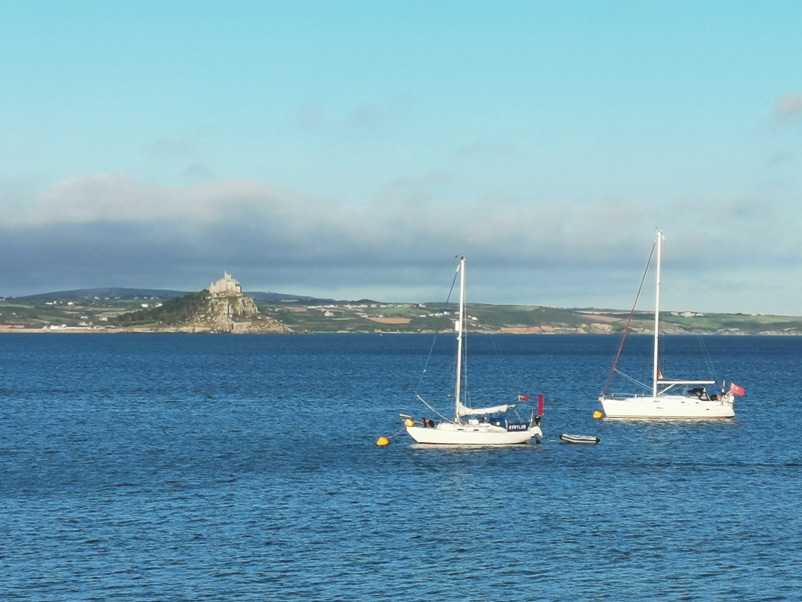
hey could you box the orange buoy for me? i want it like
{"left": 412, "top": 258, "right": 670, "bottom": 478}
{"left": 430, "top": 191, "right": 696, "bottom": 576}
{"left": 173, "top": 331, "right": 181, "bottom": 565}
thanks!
{"left": 376, "top": 436, "right": 390, "bottom": 446}
{"left": 593, "top": 410, "right": 603, "bottom": 419}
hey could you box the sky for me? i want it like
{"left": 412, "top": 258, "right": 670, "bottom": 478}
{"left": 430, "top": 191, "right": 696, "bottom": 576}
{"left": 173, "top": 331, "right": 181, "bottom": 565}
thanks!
{"left": 1, "top": 1, "right": 801, "bottom": 315}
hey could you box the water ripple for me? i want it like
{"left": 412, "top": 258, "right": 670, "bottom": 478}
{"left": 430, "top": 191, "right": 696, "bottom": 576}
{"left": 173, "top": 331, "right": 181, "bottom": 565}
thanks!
{"left": 2, "top": 334, "right": 801, "bottom": 600}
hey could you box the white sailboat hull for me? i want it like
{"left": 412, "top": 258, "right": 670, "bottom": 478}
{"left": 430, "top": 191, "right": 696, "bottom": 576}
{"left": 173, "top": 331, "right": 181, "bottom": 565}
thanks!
{"left": 600, "top": 394, "right": 735, "bottom": 419}
{"left": 405, "top": 422, "right": 542, "bottom": 445}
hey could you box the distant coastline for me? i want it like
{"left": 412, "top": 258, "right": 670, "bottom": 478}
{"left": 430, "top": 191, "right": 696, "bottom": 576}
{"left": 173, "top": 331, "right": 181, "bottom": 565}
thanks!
{"left": 3, "top": 286, "right": 801, "bottom": 335}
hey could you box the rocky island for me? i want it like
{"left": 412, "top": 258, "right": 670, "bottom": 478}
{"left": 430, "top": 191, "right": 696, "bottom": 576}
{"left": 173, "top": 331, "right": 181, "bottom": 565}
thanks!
{"left": 114, "top": 273, "right": 293, "bottom": 334}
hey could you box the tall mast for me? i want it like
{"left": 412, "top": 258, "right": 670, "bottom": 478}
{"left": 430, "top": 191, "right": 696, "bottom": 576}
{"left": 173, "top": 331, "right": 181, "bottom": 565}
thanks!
{"left": 455, "top": 256, "right": 466, "bottom": 424}
{"left": 652, "top": 230, "right": 663, "bottom": 397}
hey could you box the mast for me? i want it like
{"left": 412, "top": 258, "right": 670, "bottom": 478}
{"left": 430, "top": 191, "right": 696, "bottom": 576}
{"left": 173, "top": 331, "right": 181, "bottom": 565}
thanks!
{"left": 652, "top": 230, "right": 663, "bottom": 397}
{"left": 455, "top": 256, "right": 466, "bottom": 424}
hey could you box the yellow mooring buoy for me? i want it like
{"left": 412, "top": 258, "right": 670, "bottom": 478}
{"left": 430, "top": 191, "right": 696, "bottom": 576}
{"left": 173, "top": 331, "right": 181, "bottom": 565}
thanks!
{"left": 376, "top": 436, "right": 390, "bottom": 446}
{"left": 593, "top": 410, "right": 603, "bottom": 419}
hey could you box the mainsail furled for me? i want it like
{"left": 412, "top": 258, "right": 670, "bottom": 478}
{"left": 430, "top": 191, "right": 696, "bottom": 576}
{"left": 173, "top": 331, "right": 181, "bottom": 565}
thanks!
{"left": 457, "top": 402, "right": 512, "bottom": 417}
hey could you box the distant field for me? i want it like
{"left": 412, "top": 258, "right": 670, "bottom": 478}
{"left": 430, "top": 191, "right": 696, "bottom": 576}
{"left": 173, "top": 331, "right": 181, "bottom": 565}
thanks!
{"left": 3, "top": 294, "right": 801, "bottom": 334}
{"left": 261, "top": 302, "right": 802, "bottom": 335}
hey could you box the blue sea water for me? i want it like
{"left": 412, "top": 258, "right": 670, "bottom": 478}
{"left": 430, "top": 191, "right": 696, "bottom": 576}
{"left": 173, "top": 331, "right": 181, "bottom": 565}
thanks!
{"left": 1, "top": 333, "right": 801, "bottom": 601}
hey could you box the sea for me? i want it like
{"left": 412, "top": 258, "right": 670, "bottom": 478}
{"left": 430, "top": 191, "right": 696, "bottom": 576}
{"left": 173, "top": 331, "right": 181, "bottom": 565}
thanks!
{"left": 1, "top": 333, "right": 800, "bottom": 601}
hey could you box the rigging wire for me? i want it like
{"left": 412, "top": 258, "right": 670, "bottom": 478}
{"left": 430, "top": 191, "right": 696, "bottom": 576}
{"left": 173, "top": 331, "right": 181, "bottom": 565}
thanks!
{"left": 415, "top": 394, "right": 451, "bottom": 423}
{"left": 613, "top": 368, "right": 651, "bottom": 392}
{"left": 413, "top": 262, "right": 461, "bottom": 422}
{"left": 487, "top": 327, "right": 530, "bottom": 411}
{"left": 697, "top": 335, "right": 719, "bottom": 382}
{"left": 462, "top": 286, "right": 469, "bottom": 409}
{"left": 601, "top": 238, "right": 657, "bottom": 396}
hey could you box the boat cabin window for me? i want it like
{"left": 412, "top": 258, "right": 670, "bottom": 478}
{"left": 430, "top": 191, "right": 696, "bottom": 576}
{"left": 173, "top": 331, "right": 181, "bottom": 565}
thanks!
{"left": 686, "top": 387, "right": 709, "bottom": 400}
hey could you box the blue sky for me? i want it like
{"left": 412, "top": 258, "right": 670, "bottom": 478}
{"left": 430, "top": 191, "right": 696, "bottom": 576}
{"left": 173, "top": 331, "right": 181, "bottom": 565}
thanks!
{"left": 2, "top": 1, "right": 801, "bottom": 314}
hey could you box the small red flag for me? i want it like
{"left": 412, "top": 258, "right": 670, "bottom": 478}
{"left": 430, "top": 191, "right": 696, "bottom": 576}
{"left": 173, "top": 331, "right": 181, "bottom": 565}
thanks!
{"left": 518, "top": 394, "right": 530, "bottom": 401}
{"left": 730, "top": 383, "right": 745, "bottom": 396}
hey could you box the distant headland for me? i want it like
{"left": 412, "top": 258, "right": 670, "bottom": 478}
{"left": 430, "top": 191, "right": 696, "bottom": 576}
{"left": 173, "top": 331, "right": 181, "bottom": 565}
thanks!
{"left": 2, "top": 273, "right": 801, "bottom": 335}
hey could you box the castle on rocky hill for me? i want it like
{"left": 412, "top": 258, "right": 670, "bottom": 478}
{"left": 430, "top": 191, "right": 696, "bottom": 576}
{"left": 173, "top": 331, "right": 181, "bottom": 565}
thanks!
{"left": 209, "top": 272, "right": 243, "bottom": 297}
{"left": 200, "top": 272, "right": 291, "bottom": 333}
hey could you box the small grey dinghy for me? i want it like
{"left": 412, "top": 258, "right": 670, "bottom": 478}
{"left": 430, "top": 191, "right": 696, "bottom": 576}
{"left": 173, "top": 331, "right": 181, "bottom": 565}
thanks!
{"left": 559, "top": 433, "right": 600, "bottom": 444}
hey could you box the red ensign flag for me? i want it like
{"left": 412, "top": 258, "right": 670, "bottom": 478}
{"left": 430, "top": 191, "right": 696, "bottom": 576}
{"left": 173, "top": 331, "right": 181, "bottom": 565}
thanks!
{"left": 730, "top": 383, "right": 745, "bottom": 396}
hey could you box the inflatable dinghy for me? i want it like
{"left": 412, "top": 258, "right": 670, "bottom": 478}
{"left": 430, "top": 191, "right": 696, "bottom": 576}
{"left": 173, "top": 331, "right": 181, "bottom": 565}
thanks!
{"left": 559, "top": 433, "right": 600, "bottom": 444}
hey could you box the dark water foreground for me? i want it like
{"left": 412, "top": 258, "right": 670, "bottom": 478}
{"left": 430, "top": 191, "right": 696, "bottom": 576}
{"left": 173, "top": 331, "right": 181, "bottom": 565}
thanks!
{"left": 2, "top": 333, "right": 800, "bottom": 601}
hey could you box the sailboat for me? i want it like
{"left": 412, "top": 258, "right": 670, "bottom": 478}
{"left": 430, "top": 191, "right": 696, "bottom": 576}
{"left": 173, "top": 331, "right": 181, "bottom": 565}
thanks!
{"left": 599, "top": 230, "right": 744, "bottom": 419}
{"left": 402, "top": 256, "right": 543, "bottom": 445}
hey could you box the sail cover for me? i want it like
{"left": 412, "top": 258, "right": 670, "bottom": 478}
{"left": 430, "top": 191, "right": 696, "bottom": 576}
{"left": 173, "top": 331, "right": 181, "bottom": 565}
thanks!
{"left": 457, "top": 402, "right": 511, "bottom": 417}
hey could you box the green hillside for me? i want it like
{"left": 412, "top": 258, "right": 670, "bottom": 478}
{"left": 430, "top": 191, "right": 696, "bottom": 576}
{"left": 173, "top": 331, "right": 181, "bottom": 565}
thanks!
{"left": 2, "top": 289, "right": 801, "bottom": 334}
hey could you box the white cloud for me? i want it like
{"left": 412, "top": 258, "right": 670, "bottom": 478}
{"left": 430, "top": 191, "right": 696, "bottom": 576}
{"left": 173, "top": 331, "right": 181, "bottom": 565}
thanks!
{"left": 2, "top": 172, "right": 802, "bottom": 314}
{"left": 9, "top": 174, "right": 300, "bottom": 227}
{"left": 775, "top": 92, "right": 802, "bottom": 123}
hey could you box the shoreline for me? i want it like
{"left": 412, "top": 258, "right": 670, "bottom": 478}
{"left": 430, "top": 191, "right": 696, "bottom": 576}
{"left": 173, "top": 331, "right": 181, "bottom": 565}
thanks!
{"left": 1, "top": 327, "right": 801, "bottom": 336}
